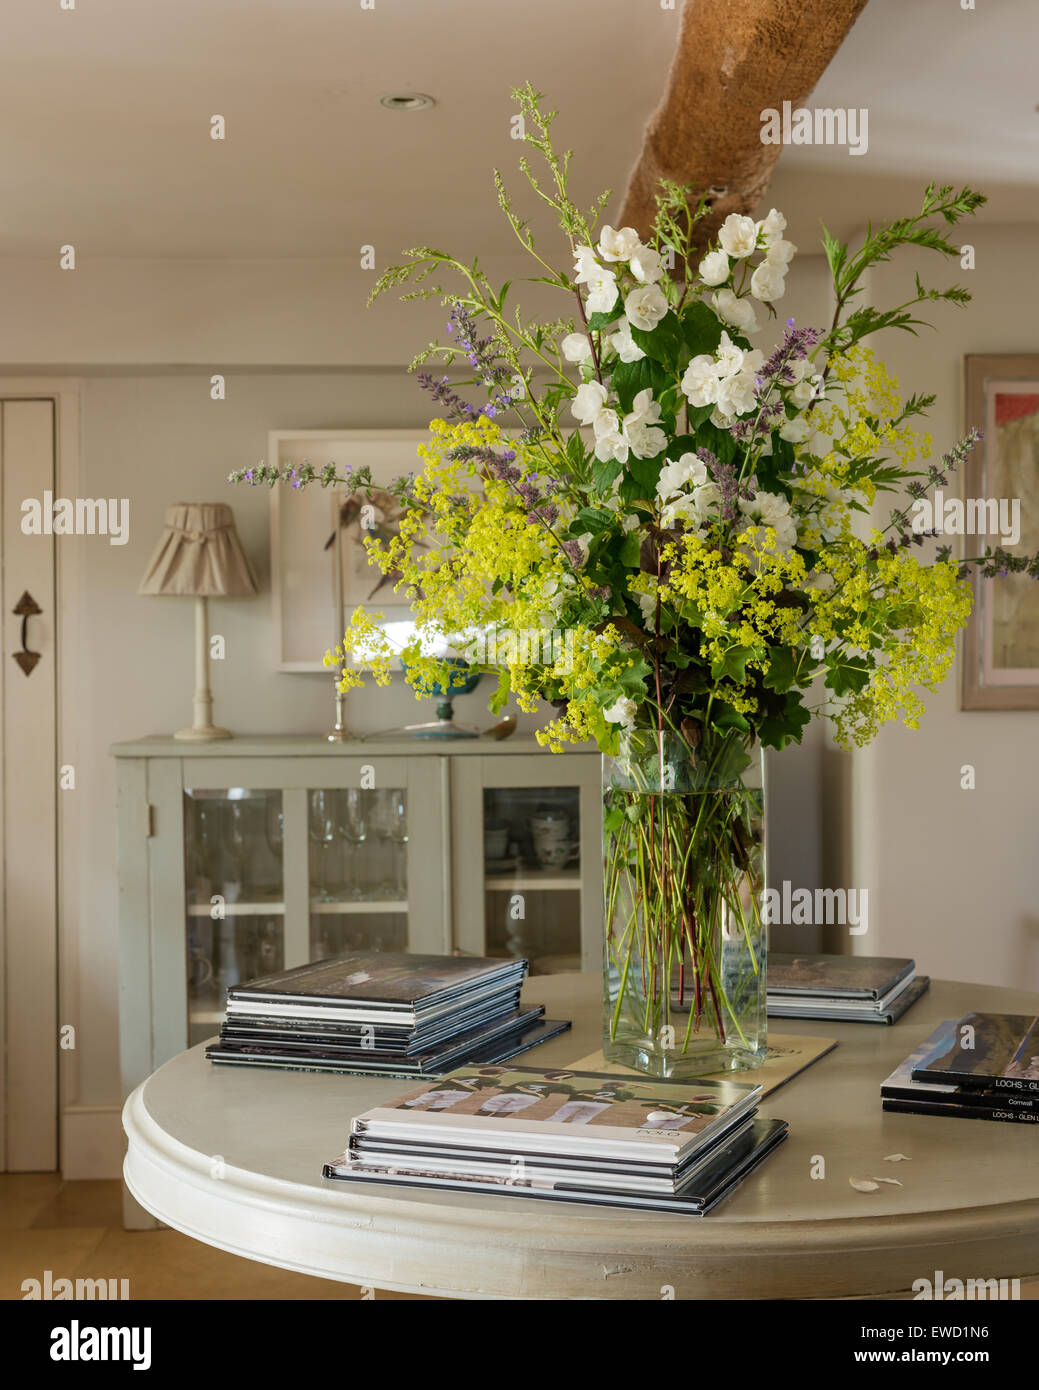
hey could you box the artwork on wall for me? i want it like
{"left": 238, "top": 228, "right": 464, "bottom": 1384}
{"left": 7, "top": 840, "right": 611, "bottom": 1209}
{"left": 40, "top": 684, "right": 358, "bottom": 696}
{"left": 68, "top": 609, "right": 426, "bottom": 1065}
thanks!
{"left": 962, "top": 357, "right": 1039, "bottom": 709}
{"left": 269, "top": 430, "right": 430, "bottom": 672}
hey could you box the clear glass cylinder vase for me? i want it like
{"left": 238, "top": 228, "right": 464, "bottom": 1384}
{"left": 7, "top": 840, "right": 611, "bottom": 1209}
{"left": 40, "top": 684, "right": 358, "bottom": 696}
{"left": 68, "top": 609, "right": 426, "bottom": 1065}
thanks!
{"left": 602, "top": 729, "right": 767, "bottom": 1078}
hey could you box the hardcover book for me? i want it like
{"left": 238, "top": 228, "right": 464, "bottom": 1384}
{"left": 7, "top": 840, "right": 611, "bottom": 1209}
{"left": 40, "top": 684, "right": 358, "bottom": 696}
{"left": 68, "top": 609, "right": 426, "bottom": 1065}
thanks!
{"left": 882, "top": 1019, "right": 1039, "bottom": 1113}
{"left": 767, "top": 952, "right": 915, "bottom": 999}
{"left": 325, "top": 1117, "right": 788, "bottom": 1216}
{"left": 224, "top": 952, "right": 527, "bottom": 1026}
{"left": 910, "top": 1013, "right": 1039, "bottom": 1094}
{"left": 345, "top": 1065, "right": 762, "bottom": 1164}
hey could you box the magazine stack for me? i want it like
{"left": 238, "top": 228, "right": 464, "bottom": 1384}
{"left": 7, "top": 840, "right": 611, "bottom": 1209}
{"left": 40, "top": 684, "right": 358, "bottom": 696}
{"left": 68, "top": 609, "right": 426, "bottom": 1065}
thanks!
{"left": 205, "top": 952, "right": 570, "bottom": 1078}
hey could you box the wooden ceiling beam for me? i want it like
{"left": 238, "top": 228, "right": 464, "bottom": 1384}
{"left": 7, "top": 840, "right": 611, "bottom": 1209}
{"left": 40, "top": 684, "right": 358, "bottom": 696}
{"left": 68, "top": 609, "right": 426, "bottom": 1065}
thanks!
{"left": 618, "top": 0, "right": 871, "bottom": 255}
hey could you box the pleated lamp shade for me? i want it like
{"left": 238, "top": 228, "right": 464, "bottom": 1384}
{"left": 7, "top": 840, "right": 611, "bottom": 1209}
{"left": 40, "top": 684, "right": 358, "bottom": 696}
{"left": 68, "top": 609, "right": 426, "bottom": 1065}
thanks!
{"left": 138, "top": 503, "right": 257, "bottom": 597}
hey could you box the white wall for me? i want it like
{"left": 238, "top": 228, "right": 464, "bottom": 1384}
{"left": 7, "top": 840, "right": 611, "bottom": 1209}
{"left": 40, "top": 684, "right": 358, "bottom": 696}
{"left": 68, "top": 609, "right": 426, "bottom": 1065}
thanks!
{"left": 841, "top": 226, "right": 1039, "bottom": 988}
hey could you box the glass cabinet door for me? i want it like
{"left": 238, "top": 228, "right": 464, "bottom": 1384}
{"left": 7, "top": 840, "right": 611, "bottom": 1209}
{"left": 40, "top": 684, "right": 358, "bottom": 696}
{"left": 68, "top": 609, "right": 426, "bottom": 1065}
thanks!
{"left": 482, "top": 785, "right": 582, "bottom": 971}
{"left": 307, "top": 786, "right": 409, "bottom": 959}
{"left": 183, "top": 787, "right": 285, "bottom": 1048}
{"left": 452, "top": 753, "right": 601, "bottom": 973}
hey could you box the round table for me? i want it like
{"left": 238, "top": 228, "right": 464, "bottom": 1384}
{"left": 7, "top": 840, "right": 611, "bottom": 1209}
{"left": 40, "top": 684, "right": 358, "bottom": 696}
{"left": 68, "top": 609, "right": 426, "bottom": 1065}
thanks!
{"left": 123, "top": 974, "right": 1039, "bottom": 1300}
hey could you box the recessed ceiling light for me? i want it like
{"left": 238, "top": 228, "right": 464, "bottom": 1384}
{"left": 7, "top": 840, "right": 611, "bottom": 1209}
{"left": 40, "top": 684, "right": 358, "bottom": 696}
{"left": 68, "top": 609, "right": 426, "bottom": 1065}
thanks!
{"left": 380, "top": 93, "right": 436, "bottom": 112}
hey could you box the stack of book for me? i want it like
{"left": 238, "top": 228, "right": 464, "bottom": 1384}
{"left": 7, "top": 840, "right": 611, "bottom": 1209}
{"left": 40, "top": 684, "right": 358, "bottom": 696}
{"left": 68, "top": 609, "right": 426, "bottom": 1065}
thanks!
{"left": 324, "top": 1064, "right": 788, "bottom": 1215}
{"left": 767, "top": 952, "right": 930, "bottom": 1024}
{"left": 882, "top": 1013, "right": 1039, "bottom": 1125}
{"left": 205, "top": 952, "right": 570, "bottom": 1078}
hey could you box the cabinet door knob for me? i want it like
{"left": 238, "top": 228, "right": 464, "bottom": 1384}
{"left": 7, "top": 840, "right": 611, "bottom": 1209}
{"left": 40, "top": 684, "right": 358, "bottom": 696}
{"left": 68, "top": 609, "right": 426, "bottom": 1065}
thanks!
{"left": 12, "top": 590, "right": 42, "bottom": 676}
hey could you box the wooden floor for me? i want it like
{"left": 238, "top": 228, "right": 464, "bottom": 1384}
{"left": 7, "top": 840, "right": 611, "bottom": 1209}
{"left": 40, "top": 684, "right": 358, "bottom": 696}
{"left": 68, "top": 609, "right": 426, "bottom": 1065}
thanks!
{"left": 0, "top": 1174, "right": 434, "bottom": 1300}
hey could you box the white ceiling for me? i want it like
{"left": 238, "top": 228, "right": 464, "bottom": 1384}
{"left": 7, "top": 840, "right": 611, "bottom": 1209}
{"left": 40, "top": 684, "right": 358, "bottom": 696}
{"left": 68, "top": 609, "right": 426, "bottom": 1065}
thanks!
{"left": 0, "top": 0, "right": 1036, "bottom": 261}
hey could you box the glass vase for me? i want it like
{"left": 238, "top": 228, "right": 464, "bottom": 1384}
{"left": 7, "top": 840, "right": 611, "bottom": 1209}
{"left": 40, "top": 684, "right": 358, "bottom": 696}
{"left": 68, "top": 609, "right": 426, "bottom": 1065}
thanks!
{"left": 602, "top": 729, "right": 767, "bottom": 1078}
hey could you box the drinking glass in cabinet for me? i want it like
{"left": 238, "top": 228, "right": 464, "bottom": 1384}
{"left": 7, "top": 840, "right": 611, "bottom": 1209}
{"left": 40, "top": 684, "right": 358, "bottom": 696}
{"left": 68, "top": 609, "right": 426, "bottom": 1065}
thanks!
{"left": 370, "top": 788, "right": 408, "bottom": 901}
{"left": 184, "top": 788, "right": 283, "bottom": 906}
{"left": 336, "top": 789, "right": 368, "bottom": 901}
{"left": 308, "top": 790, "right": 340, "bottom": 901}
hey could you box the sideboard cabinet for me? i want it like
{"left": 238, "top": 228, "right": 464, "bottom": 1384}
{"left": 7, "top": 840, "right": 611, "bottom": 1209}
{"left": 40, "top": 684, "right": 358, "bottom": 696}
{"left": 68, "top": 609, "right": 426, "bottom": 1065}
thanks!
{"left": 112, "top": 736, "right": 601, "bottom": 1103}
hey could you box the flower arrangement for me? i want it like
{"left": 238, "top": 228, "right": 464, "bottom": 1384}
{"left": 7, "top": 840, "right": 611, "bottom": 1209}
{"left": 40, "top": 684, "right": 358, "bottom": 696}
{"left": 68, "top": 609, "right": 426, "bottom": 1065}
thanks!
{"left": 233, "top": 86, "right": 1038, "bottom": 1074}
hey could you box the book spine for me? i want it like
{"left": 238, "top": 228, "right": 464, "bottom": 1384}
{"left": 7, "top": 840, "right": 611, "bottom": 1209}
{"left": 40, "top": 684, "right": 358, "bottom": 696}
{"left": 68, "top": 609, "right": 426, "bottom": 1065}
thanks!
{"left": 884, "top": 1100, "right": 1039, "bottom": 1124}
{"left": 912, "top": 1070, "right": 1039, "bottom": 1096}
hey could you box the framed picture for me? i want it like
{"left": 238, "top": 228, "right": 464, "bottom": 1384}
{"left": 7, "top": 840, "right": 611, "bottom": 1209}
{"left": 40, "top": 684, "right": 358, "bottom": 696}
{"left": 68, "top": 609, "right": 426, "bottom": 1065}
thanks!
{"left": 269, "top": 430, "right": 430, "bottom": 672}
{"left": 962, "top": 356, "right": 1039, "bottom": 709}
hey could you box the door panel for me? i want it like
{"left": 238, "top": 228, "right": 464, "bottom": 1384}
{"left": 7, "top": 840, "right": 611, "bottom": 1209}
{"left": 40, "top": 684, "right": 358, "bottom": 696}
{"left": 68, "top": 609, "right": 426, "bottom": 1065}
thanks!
{"left": 1, "top": 399, "right": 57, "bottom": 1170}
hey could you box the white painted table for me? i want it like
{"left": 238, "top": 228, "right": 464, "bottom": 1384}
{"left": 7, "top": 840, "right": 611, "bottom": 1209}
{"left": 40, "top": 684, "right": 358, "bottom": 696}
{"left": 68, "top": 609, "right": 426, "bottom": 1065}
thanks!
{"left": 123, "top": 974, "right": 1039, "bottom": 1300}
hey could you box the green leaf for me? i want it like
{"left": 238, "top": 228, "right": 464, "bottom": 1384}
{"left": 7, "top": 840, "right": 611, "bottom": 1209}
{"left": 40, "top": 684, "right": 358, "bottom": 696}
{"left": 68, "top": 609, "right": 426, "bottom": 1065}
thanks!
{"left": 612, "top": 357, "right": 668, "bottom": 414}
{"left": 574, "top": 506, "right": 615, "bottom": 534}
{"left": 762, "top": 646, "right": 797, "bottom": 693}
{"left": 709, "top": 705, "right": 751, "bottom": 736}
{"left": 618, "top": 532, "right": 641, "bottom": 567}
{"left": 680, "top": 300, "right": 724, "bottom": 359}
{"left": 710, "top": 644, "right": 757, "bottom": 684}
{"left": 488, "top": 667, "right": 512, "bottom": 715}
{"left": 824, "top": 655, "right": 871, "bottom": 696}
{"left": 591, "top": 456, "right": 623, "bottom": 494}
{"left": 757, "top": 693, "right": 812, "bottom": 750}
{"left": 585, "top": 310, "right": 617, "bottom": 333}
{"left": 629, "top": 312, "right": 685, "bottom": 371}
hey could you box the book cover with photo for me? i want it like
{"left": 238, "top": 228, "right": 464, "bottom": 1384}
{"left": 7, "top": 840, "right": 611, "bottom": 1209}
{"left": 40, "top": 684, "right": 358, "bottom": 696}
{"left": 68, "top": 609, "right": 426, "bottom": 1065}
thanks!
{"left": 911, "top": 1013, "right": 1039, "bottom": 1093}
{"left": 227, "top": 952, "right": 525, "bottom": 1007}
{"left": 347, "top": 1065, "right": 761, "bottom": 1163}
{"left": 767, "top": 952, "right": 915, "bottom": 998}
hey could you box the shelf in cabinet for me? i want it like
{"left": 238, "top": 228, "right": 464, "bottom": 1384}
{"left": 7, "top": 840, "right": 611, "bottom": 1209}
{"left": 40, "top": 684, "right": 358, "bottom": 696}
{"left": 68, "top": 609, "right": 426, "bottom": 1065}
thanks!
{"left": 309, "top": 899, "right": 408, "bottom": 914}
{"left": 187, "top": 901, "right": 285, "bottom": 917}
{"left": 484, "top": 868, "right": 581, "bottom": 891}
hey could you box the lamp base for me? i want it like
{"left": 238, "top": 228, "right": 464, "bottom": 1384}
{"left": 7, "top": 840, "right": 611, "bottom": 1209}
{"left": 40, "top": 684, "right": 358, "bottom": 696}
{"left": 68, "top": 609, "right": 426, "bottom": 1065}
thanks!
{"left": 174, "top": 725, "right": 232, "bottom": 742}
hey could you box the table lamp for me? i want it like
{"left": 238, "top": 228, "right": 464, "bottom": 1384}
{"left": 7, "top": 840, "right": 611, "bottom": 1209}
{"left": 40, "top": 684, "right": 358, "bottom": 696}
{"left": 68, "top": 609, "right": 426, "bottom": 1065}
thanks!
{"left": 138, "top": 502, "right": 258, "bottom": 741}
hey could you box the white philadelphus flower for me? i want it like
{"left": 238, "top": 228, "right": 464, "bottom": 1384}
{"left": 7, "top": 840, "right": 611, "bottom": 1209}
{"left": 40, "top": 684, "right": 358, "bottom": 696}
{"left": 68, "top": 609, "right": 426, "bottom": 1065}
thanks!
{"left": 779, "top": 415, "right": 812, "bottom": 444}
{"left": 561, "top": 332, "right": 592, "bottom": 363}
{"left": 714, "top": 330, "right": 746, "bottom": 377}
{"left": 739, "top": 489, "right": 798, "bottom": 551}
{"left": 572, "top": 245, "right": 601, "bottom": 285}
{"left": 717, "top": 213, "right": 759, "bottom": 259}
{"left": 660, "top": 483, "right": 720, "bottom": 531}
{"left": 608, "top": 321, "right": 646, "bottom": 363}
{"left": 681, "top": 355, "right": 721, "bottom": 407}
{"left": 603, "top": 696, "right": 638, "bottom": 727}
{"left": 712, "top": 288, "right": 759, "bottom": 334}
{"left": 586, "top": 274, "right": 619, "bottom": 316}
{"left": 624, "top": 284, "right": 668, "bottom": 331}
{"left": 623, "top": 388, "right": 666, "bottom": 459}
{"left": 629, "top": 243, "right": 664, "bottom": 284}
{"left": 750, "top": 260, "right": 787, "bottom": 303}
{"left": 594, "top": 426, "right": 629, "bottom": 464}
{"left": 765, "top": 237, "right": 797, "bottom": 267}
{"left": 791, "top": 375, "right": 821, "bottom": 408}
{"left": 571, "top": 380, "right": 609, "bottom": 425}
{"left": 716, "top": 370, "right": 759, "bottom": 419}
{"left": 756, "top": 208, "right": 787, "bottom": 246}
{"left": 597, "top": 225, "right": 641, "bottom": 263}
{"left": 573, "top": 244, "right": 618, "bottom": 315}
{"left": 698, "top": 249, "right": 730, "bottom": 286}
{"left": 656, "top": 452, "right": 710, "bottom": 500}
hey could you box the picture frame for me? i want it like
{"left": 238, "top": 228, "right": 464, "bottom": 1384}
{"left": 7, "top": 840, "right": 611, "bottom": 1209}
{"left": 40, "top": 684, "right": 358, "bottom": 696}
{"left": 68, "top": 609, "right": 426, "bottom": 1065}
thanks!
{"left": 961, "top": 355, "right": 1039, "bottom": 709}
{"left": 268, "top": 429, "right": 430, "bottom": 672}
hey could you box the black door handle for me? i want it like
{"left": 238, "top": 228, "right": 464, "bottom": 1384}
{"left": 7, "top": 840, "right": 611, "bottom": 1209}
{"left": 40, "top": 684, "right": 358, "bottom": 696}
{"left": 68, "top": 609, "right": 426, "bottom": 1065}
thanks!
{"left": 12, "top": 591, "right": 42, "bottom": 676}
